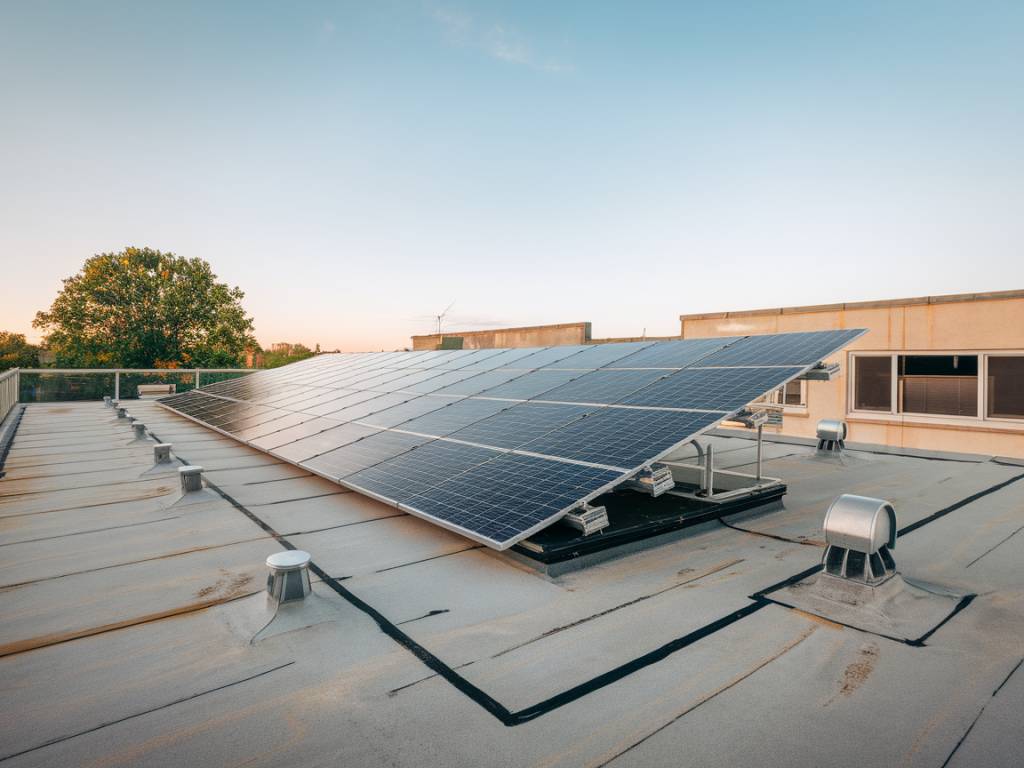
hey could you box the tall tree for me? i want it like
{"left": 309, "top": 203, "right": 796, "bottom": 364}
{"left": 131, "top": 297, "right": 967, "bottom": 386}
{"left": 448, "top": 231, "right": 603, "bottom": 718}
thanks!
{"left": 0, "top": 332, "right": 40, "bottom": 371}
{"left": 33, "top": 247, "right": 257, "bottom": 368}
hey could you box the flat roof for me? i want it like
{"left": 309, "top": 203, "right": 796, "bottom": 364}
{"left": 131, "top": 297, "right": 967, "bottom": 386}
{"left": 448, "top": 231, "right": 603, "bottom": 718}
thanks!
{"left": 1, "top": 400, "right": 1022, "bottom": 766}
{"left": 679, "top": 288, "right": 1024, "bottom": 321}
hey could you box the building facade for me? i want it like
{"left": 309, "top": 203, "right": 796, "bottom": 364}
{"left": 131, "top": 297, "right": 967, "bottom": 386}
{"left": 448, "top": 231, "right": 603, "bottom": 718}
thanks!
{"left": 680, "top": 290, "right": 1024, "bottom": 458}
{"left": 412, "top": 322, "right": 592, "bottom": 351}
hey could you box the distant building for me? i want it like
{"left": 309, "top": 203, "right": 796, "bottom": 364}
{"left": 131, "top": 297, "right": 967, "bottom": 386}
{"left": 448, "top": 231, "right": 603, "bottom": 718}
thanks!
{"left": 411, "top": 321, "right": 592, "bottom": 351}
{"left": 680, "top": 289, "right": 1024, "bottom": 458}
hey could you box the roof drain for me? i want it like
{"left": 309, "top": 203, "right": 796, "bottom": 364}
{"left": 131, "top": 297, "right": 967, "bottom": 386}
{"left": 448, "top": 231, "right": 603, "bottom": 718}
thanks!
{"left": 767, "top": 494, "right": 971, "bottom": 644}
{"left": 816, "top": 419, "right": 847, "bottom": 454}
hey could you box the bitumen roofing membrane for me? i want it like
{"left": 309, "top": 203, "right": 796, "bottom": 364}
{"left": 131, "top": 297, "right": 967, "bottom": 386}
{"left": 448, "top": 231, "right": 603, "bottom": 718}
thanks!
{"left": 0, "top": 399, "right": 1022, "bottom": 767}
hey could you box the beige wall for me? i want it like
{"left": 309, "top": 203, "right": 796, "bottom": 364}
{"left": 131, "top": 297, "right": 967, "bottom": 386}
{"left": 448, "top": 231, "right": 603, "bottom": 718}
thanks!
{"left": 412, "top": 322, "right": 591, "bottom": 351}
{"left": 681, "top": 291, "right": 1024, "bottom": 458}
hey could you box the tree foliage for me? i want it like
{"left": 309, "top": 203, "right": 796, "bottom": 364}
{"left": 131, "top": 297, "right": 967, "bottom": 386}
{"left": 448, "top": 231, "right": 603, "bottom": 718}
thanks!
{"left": 33, "top": 247, "right": 257, "bottom": 368}
{"left": 263, "top": 343, "right": 315, "bottom": 369}
{"left": 0, "top": 332, "right": 40, "bottom": 371}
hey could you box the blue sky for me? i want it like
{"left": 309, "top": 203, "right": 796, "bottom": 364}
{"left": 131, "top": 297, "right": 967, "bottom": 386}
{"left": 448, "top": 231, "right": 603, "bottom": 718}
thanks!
{"left": 2, "top": 1, "right": 1022, "bottom": 350}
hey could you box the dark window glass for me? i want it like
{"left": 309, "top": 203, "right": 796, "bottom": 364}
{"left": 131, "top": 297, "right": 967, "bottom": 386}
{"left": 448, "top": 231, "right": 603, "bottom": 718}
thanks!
{"left": 987, "top": 356, "right": 1024, "bottom": 419}
{"left": 899, "top": 355, "right": 978, "bottom": 417}
{"left": 854, "top": 357, "right": 891, "bottom": 412}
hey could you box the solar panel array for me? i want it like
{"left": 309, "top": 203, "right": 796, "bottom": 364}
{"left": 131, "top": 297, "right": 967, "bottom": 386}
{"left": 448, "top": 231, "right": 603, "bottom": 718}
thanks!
{"left": 159, "top": 330, "right": 864, "bottom": 548}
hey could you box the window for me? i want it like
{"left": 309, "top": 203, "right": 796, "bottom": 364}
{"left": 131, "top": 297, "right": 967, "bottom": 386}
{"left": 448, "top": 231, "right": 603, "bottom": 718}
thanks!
{"left": 899, "top": 355, "right": 977, "bottom": 417}
{"left": 854, "top": 356, "right": 891, "bottom": 412}
{"left": 768, "top": 380, "right": 805, "bottom": 407}
{"left": 851, "top": 351, "right": 1024, "bottom": 425}
{"left": 988, "top": 356, "right": 1024, "bottom": 419}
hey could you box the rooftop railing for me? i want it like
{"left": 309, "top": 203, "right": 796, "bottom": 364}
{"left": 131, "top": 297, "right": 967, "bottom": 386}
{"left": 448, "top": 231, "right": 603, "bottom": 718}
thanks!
{"left": 0, "top": 368, "right": 18, "bottom": 423}
{"left": 8, "top": 367, "right": 261, "bottom": 406}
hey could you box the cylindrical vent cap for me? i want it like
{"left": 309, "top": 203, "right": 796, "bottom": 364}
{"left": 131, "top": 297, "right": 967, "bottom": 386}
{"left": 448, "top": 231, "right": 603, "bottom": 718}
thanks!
{"left": 179, "top": 465, "right": 204, "bottom": 493}
{"left": 133, "top": 422, "right": 147, "bottom": 439}
{"left": 817, "top": 419, "right": 847, "bottom": 442}
{"left": 116, "top": 407, "right": 128, "bottom": 419}
{"left": 266, "top": 550, "right": 312, "bottom": 604}
{"left": 103, "top": 396, "right": 112, "bottom": 407}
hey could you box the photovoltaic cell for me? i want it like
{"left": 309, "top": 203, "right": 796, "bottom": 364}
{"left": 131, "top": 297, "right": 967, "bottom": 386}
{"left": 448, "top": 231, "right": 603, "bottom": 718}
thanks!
{"left": 618, "top": 366, "right": 804, "bottom": 411}
{"left": 519, "top": 407, "right": 722, "bottom": 469}
{"left": 534, "top": 369, "right": 668, "bottom": 404}
{"left": 161, "top": 329, "right": 865, "bottom": 548}
{"left": 605, "top": 337, "right": 739, "bottom": 369}
{"left": 697, "top": 329, "right": 863, "bottom": 367}
{"left": 446, "top": 402, "right": 595, "bottom": 450}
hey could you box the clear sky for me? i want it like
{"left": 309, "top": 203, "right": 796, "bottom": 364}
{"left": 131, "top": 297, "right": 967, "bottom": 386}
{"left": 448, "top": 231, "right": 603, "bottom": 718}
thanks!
{"left": 2, "top": 1, "right": 1022, "bottom": 351}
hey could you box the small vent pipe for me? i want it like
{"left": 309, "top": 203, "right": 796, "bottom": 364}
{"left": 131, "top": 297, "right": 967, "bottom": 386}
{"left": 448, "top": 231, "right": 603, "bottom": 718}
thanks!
{"left": 179, "top": 465, "right": 204, "bottom": 493}
{"left": 266, "top": 550, "right": 312, "bottom": 604}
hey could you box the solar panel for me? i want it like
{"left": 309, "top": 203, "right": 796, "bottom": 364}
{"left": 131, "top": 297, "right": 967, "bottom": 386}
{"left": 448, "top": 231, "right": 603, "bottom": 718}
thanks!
{"left": 160, "top": 329, "right": 865, "bottom": 549}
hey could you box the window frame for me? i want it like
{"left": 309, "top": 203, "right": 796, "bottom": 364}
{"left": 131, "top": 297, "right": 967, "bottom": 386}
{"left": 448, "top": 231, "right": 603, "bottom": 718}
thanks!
{"left": 848, "top": 350, "right": 1024, "bottom": 428}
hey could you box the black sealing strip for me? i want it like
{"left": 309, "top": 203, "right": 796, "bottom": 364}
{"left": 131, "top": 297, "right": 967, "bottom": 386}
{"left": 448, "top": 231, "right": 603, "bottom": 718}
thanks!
{"left": 0, "top": 661, "right": 295, "bottom": 763}
{"left": 965, "top": 522, "right": 1024, "bottom": 568}
{"left": 718, "top": 518, "right": 822, "bottom": 547}
{"left": 898, "top": 472, "right": 1024, "bottom": 537}
{"left": 143, "top": 423, "right": 1015, "bottom": 728}
{"left": 940, "top": 655, "right": 1024, "bottom": 768}
{"left": 152, "top": 428, "right": 778, "bottom": 727}
{"left": 0, "top": 404, "right": 27, "bottom": 480}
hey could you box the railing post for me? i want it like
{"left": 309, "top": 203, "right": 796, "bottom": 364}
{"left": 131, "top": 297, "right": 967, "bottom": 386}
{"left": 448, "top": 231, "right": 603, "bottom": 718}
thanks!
{"left": 195, "top": 370, "right": 201, "bottom": 390}
{"left": 115, "top": 371, "right": 120, "bottom": 401}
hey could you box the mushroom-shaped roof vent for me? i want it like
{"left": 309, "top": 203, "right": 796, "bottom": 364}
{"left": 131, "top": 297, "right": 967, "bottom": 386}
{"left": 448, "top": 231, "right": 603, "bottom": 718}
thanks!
{"left": 822, "top": 494, "right": 897, "bottom": 585}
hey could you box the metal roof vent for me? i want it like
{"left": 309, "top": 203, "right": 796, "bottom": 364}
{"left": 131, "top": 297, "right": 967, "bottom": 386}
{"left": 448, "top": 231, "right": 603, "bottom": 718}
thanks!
{"left": 822, "top": 494, "right": 896, "bottom": 585}
{"left": 266, "top": 550, "right": 312, "bottom": 604}
{"left": 154, "top": 443, "right": 173, "bottom": 464}
{"left": 116, "top": 406, "right": 128, "bottom": 419}
{"left": 132, "top": 422, "right": 148, "bottom": 440}
{"left": 103, "top": 395, "right": 112, "bottom": 407}
{"left": 178, "top": 465, "right": 204, "bottom": 494}
{"left": 126, "top": 414, "right": 137, "bottom": 426}
{"left": 816, "top": 419, "right": 847, "bottom": 453}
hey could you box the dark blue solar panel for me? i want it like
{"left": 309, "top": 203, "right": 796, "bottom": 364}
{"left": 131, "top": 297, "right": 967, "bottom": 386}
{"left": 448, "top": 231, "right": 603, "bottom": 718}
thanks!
{"left": 534, "top": 369, "right": 668, "bottom": 404}
{"left": 447, "top": 402, "right": 594, "bottom": 449}
{"left": 405, "top": 453, "right": 622, "bottom": 545}
{"left": 306, "top": 431, "right": 431, "bottom": 480}
{"left": 399, "top": 398, "right": 513, "bottom": 435}
{"left": 618, "top": 366, "right": 804, "bottom": 411}
{"left": 544, "top": 341, "right": 653, "bottom": 369}
{"left": 476, "top": 369, "right": 583, "bottom": 400}
{"left": 271, "top": 422, "right": 379, "bottom": 463}
{"left": 697, "top": 329, "right": 863, "bottom": 367}
{"left": 604, "top": 337, "right": 739, "bottom": 369}
{"left": 347, "top": 440, "right": 499, "bottom": 501}
{"left": 162, "top": 329, "right": 865, "bottom": 549}
{"left": 520, "top": 407, "right": 721, "bottom": 469}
